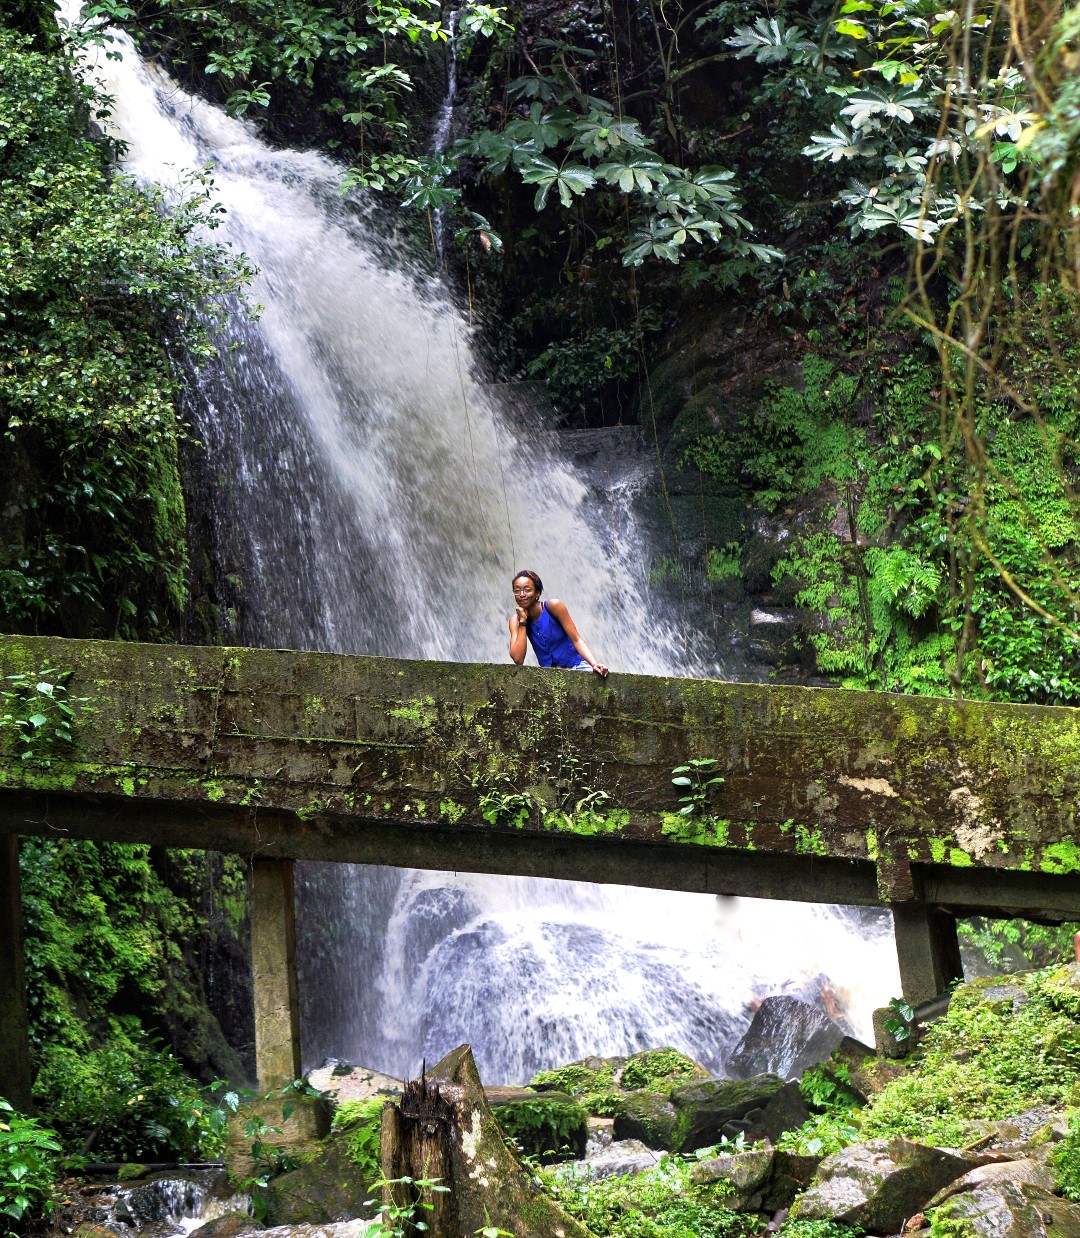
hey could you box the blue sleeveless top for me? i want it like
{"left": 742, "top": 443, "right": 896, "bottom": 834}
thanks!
{"left": 526, "top": 602, "right": 585, "bottom": 668}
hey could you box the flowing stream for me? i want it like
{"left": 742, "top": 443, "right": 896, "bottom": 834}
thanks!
{"left": 68, "top": 15, "right": 902, "bottom": 1084}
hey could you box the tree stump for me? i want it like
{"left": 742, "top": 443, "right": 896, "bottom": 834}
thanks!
{"left": 379, "top": 1044, "right": 593, "bottom": 1238}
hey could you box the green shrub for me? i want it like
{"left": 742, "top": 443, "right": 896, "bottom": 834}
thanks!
{"left": 620, "top": 1049, "right": 702, "bottom": 1092}
{"left": 0, "top": 1099, "right": 61, "bottom": 1229}
{"left": 530, "top": 1062, "right": 617, "bottom": 1096}
{"left": 776, "top": 1110, "right": 860, "bottom": 1157}
{"left": 860, "top": 970, "right": 1080, "bottom": 1145}
{"left": 493, "top": 1097, "right": 587, "bottom": 1161}
{"left": 1051, "top": 1110, "right": 1080, "bottom": 1200}
{"left": 33, "top": 1023, "right": 220, "bottom": 1160}
{"left": 777, "top": 1220, "right": 864, "bottom": 1238}
{"left": 544, "top": 1155, "right": 757, "bottom": 1238}
{"left": 333, "top": 1098, "right": 385, "bottom": 1183}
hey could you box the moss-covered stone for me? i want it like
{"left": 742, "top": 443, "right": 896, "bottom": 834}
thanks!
{"left": 261, "top": 1137, "right": 374, "bottom": 1227}
{"left": 613, "top": 1090, "right": 680, "bottom": 1150}
{"left": 618, "top": 1046, "right": 708, "bottom": 1092}
{"left": 670, "top": 1074, "right": 785, "bottom": 1152}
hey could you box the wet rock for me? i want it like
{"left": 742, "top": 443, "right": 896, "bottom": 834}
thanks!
{"left": 568, "top": 1139, "right": 660, "bottom": 1181}
{"left": 612, "top": 1091, "right": 679, "bottom": 1150}
{"left": 727, "top": 996, "right": 847, "bottom": 1079}
{"left": 669, "top": 1074, "right": 784, "bottom": 1152}
{"left": 791, "top": 1138, "right": 994, "bottom": 1233}
{"left": 585, "top": 1116, "right": 615, "bottom": 1156}
{"left": 691, "top": 1149, "right": 775, "bottom": 1211}
{"left": 257, "top": 1224, "right": 372, "bottom": 1238}
{"left": 926, "top": 1154, "right": 1058, "bottom": 1207}
{"left": 759, "top": 1081, "right": 811, "bottom": 1143}
{"left": 261, "top": 1139, "right": 373, "bottom": 1228}
{"left": 305, "top": 1063, "right": 403, "bottom": 1106}
{"left": 188, "top": 1213, "right": 257, "bottom": 1238}
{"left": 929, "top": 1181, "right": 1080, "bottom": 1238}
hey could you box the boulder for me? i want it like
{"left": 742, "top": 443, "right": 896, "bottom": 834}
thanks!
{"left": 529, "top": 1056, "right": 625, "bottom": 1097}
{"left": 691, "top": 1148, "right": 822, "bottom": 1213}
{"left": 669, "top": 1074, "right": 784, "bottom": 1152}
{"left": 691, "top": 1149, "right": 775, "bottom": 1211}
{"left": 187, "top": 1214, "right": 257, "bottom": 1238}
{"left": 616, "top": 1047, "right": 709, "bottom": 1091}
{"left": 261, "top": 1138, "right": 373, "bottom": 1228}
{"left": 929, "top": 1182, "right": 1080, "bottom": 1238}
{"left": 612, "top": 1091, "right": 679, "bottom": 1150}
{"left": 727, "top": 996, "right": 846, "bottom": 1079}
{"left": 569, "top": 1139, "right": 659, "bottom": 1181}
{"left": 305, "top": 1063, "right": 403, "bottom": 1107}
{"left": 791, "top": 1137, "right": 994, "bottom": 1233}
{"left": 926, "top": 1154, "right": 1058, "bottom": 1207}
{"left": 762, "top": 1151, "right": 823, "bottom": 1212}
{"left": 759, "top": 1080, "right": 812, "bottom": 1143}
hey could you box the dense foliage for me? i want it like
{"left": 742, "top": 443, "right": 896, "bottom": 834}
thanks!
{"left": 0, "top": 20, "right": 251, "bottom": 639}
{"left": 20, "top": 838, "right": 250, "bottom": 1158}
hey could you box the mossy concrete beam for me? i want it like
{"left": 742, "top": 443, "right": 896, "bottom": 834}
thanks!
{"left": 1, "top": 635, "right": 1079, "bottom": 923}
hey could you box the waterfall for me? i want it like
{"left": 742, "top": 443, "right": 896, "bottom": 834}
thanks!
{"left": 66, "top": 14, "right": 902, "bottom": 1084}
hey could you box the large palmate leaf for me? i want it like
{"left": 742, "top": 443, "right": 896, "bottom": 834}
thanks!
{"left": 802, "top": 123, "right": 880, "bottom": 161}
{"left": 518, "top": 155, "right": 596, "bottom": 208}
{"left": 725, "top": 16, "right": 818, "bottom": 63}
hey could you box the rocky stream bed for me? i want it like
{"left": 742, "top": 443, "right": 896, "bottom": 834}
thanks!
{"left": 54, "top": 963, "right": 1080, "bottom": 1238}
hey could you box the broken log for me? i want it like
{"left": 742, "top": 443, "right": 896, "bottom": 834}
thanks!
{"left": 378, "top": 1044, "right": 593, "bottom": 1238}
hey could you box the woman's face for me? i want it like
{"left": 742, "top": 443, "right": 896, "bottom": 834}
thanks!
{"left": 513, "top": 576, "right": 539, "bottom": 609}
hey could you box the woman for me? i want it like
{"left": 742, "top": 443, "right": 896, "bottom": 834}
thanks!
{"left": 508, "top": 570, "right": 609, "bottom": 676}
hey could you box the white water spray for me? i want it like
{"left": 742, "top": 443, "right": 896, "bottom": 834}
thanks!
{"left": 65, "top": 13, "right": 901, "bottom": 1082}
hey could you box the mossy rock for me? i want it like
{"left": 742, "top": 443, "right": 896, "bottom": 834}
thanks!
{"left": 261, "top": 1135, "right": 374, "bottom": 1227}
{"left": 612, "top": 1090, "right": 680, "bottom": 1150}
{"left": 670, "top": 1074, "right": 784, "bottom": 1153}
{"left": 618, "top": 1046, "right": 709, "bottom": 1093}
{"left": 490, "top": 1091, "right": 588, "bottom": 1162}
{"left": 948, "top": 975, "right": 1030, "bottom": 1016}
{"left": 1040, "top": 963, "right": 1080, "bottom": 1020}
{"left": 528, "top": 1055, "right": 623, "bottom": 1097}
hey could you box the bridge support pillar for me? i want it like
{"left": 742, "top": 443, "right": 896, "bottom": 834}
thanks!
{"left": 892, "top": 902, "right": 963, "bottom": 1006}
{"left": 0, "top": 836, "right": 33, "bottom": 1112}
{"left": 251, "top": 858, "right": 302, "bottom": 1092}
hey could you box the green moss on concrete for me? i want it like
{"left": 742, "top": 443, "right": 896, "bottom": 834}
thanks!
{"left": 1043, "top": 840, "right": 1080, "bottom": 874}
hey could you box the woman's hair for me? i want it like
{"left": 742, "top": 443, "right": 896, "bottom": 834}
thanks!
{"left": 512, "top": 569, "right": 543, "bottom": 596}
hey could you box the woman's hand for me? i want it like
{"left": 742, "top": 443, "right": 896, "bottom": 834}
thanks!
{"left": 592, "top": 662, "right": 609, "bottom": 678}
{"left": 515, "top": 605, "right": 528, "bottom": 626}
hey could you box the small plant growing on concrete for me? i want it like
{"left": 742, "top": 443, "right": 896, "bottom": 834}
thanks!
{"left": 671, "top": 758, "right": 724, "bottom": 817}
{"left": 0, "top": 669, "right": 92, "bottom": 766}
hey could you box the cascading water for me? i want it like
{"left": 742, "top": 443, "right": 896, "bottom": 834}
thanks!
{"left": 68, "top": 14, "right": 902, "bottom": 1085}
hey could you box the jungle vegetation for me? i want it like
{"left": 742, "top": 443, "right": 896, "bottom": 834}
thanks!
{"left": 3, "top": 0, "right": 1080, "bottom": 1217}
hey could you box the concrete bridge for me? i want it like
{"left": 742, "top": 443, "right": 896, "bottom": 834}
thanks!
{"left": 3, "top": 633, "right": 1080, "bottom": 1109}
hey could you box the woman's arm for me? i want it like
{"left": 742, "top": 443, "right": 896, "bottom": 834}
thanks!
{"left": 547, "top": 598, "right": 609, "bottom": 676}
{"left": 509, "top": 609, "right": 528, "bottom": 664}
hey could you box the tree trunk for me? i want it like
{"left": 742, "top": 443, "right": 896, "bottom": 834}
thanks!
{"left": 379, "top": 1044, "right": 593, "bottom": 1238}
